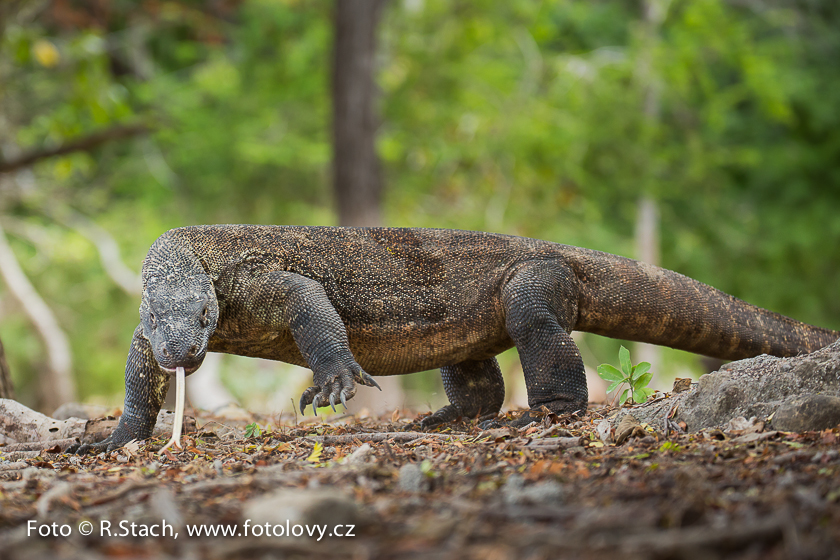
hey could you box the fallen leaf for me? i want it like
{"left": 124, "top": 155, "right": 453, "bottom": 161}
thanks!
{"left": 306, "top": 442, "right": 323, "bottom": 463}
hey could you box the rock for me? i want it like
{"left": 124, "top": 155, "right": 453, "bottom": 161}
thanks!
{"left": 397, "top": 463, "right": 428, "bottom": 493}
{"left": 212, "top": 402, "right": 254, "bottom": 423}
{"left": 345, "top": 443, "right": 373, "bottom": 465}
{"left": 596, "top": 419, "right": 612, "bottom": 444}
{"left": 502, "top": 474, "right": 565, "bottom": 505}
{"left": 611, "top": 341, "right": 840, "bottom": 433}
{"left": 771, "top": 394, "right": 840, "bottom": 432}
{"left": 149, "top": 488, "right": 184, "bottom": 531}
{"left": 242, "top": 487, "right": 361, "bottom": 528}
{"left": 52, "top": 403, "right": 115, "bottom": 420}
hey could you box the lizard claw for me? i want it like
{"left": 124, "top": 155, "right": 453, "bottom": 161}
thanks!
{"left": 311, "top": 394, "right": 321, "bottom": 416}
{"left": 340, "top": 392, "right": 347, "bottom": 409}
{"left": 359, "top": 371, "right": 381, "bottom": 391}
{"left": 299, "top": 386, "right": 319, "bottom": 416}
{"left": 329, "top": 393, "right": 337, "bottom": 413}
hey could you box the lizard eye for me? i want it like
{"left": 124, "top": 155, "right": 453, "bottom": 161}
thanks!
{"left": 200, "top": 306, "right": 209, "bottom": 327}
{"left": 149, "top": 313, "right": 156, "bottom": 328}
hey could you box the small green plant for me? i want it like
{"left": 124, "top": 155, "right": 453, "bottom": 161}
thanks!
{"left": 244, "top": 422, "right": 262, "bottom": 438}
{"left": 658, "top": 441, "right": 682, "bottom": 453}
{"left": 597, "top": 345, "right": 655, "bottom": 406}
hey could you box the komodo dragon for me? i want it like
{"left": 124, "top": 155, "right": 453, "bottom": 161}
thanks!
{"left": 78, "top": 225, "right": 839, "bottom": 452}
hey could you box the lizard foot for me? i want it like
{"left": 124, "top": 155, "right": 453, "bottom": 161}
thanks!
{"left": 478, "top": 412, "right": 541, "bottom": 430}
{"left": 72, "top": 428, "right": 137, "bottom": 455}
{"left": 419, "top": 404, "right": 462, "bottom": 429}
{"left": 419, "top": 406, "right": 498, "bottom": 430}
{"left": 299, "top": 361, "right": 380, "bottom": 416}
{"left": 478, "top": 400, "right": 586, "bottom": 430}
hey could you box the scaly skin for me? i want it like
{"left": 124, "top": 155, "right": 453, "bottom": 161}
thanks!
{"left": 78, "top": 226, "right": 840, "bottom": 452}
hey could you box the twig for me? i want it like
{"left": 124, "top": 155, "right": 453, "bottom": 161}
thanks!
{"left": 1, "top": 438, "right": 79, "bottom": 452}
{"left": 525, "top": 437, "right": 584, "bottom": 450}
{"left": 532, "top": 424, "right": 571, "bottom": 439}
{"left": 87, "top": 481, "right": 157, "bottom": 506}
{"left": 0, "top": 124, "right": 150, "bottom": 173}
{"left": 299, "top": 432, "right": 469, "bottom": 445}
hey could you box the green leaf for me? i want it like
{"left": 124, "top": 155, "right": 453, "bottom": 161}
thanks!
{"left": 630, "top": 362, "right": 651, "bottom": 381}
{"left": 633, "top": 388, "right": 651, "bottom": 404}
{"left": 633, "top": 372, "right": 653, "bottom": 390}
{"left": 244, "top": 422, "right": 261, "bottom": 438}
{"left": 619, "top": 346, "right": 632, "bottom": 375}
{"left": 619, "top": 389, "right": 630, "bottom": 406}
{"left": 606, "top": 380, "right": 624, "bottom": 393}
{"left": 597, "top": 364, "right": 625, "bottom": 382}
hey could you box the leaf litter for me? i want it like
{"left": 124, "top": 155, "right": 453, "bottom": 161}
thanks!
{"left": 0, "top": 405, "right": 838, "bottom": 560}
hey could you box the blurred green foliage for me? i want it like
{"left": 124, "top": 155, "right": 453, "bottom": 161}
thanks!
{"left": 0, "top": 0, "right": 838, "bottom": 407}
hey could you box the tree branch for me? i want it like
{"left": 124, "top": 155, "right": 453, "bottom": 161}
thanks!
{"left": 48, "top": 209, "right": 142, "bottom": 296}
{"left": 0, "top": 124, "right": 150, "bottom": 174}
{"left": 0, "top": 336, "right": 14, "bottom": 400}
{"left": 0, "top": 217, "right": 76, "bottom": 410}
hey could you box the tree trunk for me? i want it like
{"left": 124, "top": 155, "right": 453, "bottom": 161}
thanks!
{"left": 632, "top": 0, "right": 672, "bottom": 390}
{"left": 330, "top": 0, "right": 403, "bottom": 414}
{"left": 332, "top": 0, "right": 386, "bottom": 227}
{"left": 0, "top": 336, "right": 14, "bottom": 400}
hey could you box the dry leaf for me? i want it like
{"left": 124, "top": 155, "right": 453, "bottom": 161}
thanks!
{"left": 306, "top": 442, "right": 323, "bottom": 463}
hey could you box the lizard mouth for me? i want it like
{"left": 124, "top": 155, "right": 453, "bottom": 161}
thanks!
{"left": 160, "top": 365, "right": 199, "bottom": 375}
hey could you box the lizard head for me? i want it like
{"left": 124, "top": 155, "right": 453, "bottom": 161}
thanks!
{"left": 140, "top": 272, "right": 219, "bottom": 374}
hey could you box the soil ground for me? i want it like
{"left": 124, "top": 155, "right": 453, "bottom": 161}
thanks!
{"left": 1, "top": 405, "right": 839, "bottom": 560}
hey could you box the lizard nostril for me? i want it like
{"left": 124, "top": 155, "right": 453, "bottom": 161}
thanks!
{"left": 188, "top": 345, "right": 198, "bottom": 356}
{"left": 161, "top": 346, "right": 170, "bottom": 358}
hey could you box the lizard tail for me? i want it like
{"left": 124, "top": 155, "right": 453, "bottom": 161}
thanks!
{"left": 567, "top": 248, "right": 839, "bottom": 361}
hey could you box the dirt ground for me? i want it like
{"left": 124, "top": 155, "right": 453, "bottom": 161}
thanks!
{"left": 1, "top": 406, "right": 839, "bottom": 560}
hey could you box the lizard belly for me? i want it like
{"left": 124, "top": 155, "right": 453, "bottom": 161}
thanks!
{"left": 346, "top": 320, "right": 514, "bottom": 375}
{"left": 207, "top": 329, "right": 308, "bottom": 367}
{"left": 207, "top": 321, "right": 512, "bottom": 375}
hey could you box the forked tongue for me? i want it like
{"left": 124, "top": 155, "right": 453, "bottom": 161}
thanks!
{"left": 159, "top": 366, "right": 186, "bottom": 454}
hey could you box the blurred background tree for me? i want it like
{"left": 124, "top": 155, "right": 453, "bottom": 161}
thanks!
{"left": 0, "top": 0, "right": 838, "bottom": 414}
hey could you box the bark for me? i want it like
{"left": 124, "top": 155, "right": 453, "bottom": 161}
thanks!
{"left": 0, "top": 398, "right": 194, "bottom": 446}
{"left": 0, "top": 218, "right": 76, "bottom": 410}
{"left": 331, "top": 0, "right": 386, "bottom": 227}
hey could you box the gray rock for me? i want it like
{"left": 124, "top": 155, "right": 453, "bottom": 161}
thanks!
{"left": 397, "top": 463, "right": 428, "bottom": 493}
{"left": 346, "top": 443, "right": 373, "bottom": 465}
{"left": 772, "top": 394, "right": 840, "bottom": 432}
{"left": 52, "top": 402, "right": 112, "bottom": 420}
{"left": 502, "top": 474, "right": 565, "bottom": 505}
{"left": 242, "top": 487, "right": 361, "bottom": 528}
{"left": 612, "top": 341, "right": 840, "bottom": 432}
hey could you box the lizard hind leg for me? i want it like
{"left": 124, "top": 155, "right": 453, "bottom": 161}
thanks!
{"left": 420, "top": 358, "right": 505, "bottom": 429}
{"left": 499, "top": 260, "right": 589, "bottom": 427}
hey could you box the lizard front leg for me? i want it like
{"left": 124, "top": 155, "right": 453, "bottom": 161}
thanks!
{"left": 421, "top": 358, "right": 505, "bottom": 428}
{"left": 77, "top": 325, "right": 170, "bottom": 453}
{"left": 244, "top": 271, "right": 379, "bottom": 415}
